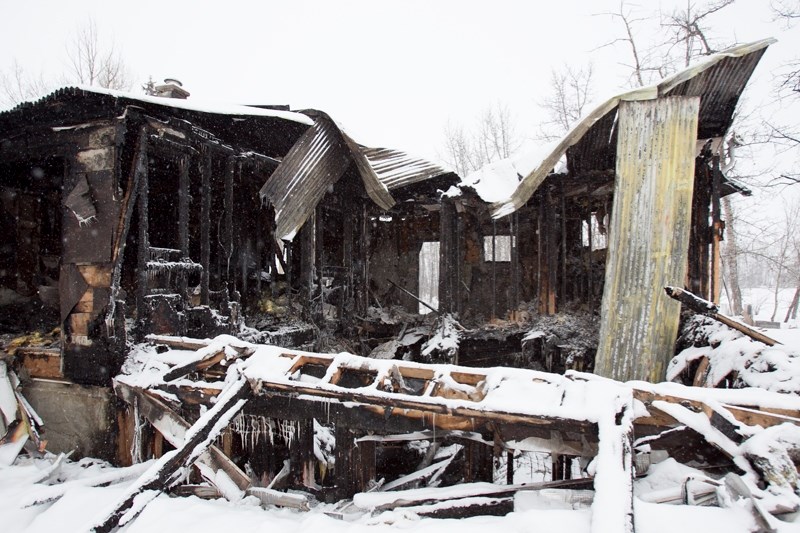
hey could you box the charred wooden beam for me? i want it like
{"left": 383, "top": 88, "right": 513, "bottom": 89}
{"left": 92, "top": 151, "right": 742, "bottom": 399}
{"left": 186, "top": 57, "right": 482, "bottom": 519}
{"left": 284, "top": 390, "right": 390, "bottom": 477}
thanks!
{"left": 113, "top": 381, "right": 251, "bottom": 492}
{"left": 664, "top": 286, "right": 780, "bottom": 346}
{"left": 710, "top": 155, "right": 723, "bottom": 304}
{"left": 93, "top": 378, "right": 251, "bottom": 533}
{"left": 200, "top": 146, "right": 211, "bottom": 305}
{"left": 387, "top": 279, "right": 439, "bottom": 315}
{"left": 135, "top": 140, "right": 150, "bottom": 323}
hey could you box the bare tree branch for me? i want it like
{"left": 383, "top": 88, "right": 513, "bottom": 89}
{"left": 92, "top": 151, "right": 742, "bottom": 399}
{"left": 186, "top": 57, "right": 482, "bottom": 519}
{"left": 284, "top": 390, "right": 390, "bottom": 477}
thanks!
{"left": 537, "top": 64, "right": 594, "bottom": 141}
{"left": 66, "top": 18, "right": 131, "bottom": 90}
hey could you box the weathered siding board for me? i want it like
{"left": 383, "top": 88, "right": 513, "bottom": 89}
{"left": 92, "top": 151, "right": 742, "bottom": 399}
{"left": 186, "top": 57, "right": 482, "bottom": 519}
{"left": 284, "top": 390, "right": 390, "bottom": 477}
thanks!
{"left": 595, "top": 97, "right": 699, "bottom": 382}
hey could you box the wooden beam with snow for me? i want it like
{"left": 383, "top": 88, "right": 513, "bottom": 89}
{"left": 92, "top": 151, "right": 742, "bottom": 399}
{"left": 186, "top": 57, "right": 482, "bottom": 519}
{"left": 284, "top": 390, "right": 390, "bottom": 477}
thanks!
{"left": 595, "top": 97, "right": 699, "bottom": 383}
{"left": 92, "top": 377, "right": 251, "bottom": 533}
{"left": 113, "top": 380, "right": 250, "bottom": 492}
{"left": 664, "top": 286, "right": 780, "bottom": 347}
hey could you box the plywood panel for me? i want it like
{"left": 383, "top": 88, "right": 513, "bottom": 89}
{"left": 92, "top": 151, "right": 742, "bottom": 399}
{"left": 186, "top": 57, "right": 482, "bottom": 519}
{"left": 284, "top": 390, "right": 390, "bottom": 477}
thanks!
{"left": 595, "top": 97, "right": 699, "bottom": 382}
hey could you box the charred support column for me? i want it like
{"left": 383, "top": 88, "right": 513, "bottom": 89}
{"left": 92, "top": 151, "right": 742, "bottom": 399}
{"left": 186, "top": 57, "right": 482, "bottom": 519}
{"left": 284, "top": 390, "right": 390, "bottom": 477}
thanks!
{"left": 463, "top": 438, "right": 493, "bottom": 483}
{"left": 710, "top": 155, "right": 723, "bottom": 304}
{"left": 595, "top": 97, "right": 699, "bottom": 382}
{"left": 223, "top": 157, "right": 235, "bottom": 284}
{"left": 439, "top": 199, "right": 458, "bottom": 314}
{"left": 343, "top": 203, "right": 354, "bottom": 322}
{"left": 537, "top": 192, "right": 557, "bottom": 315}
{"left": 511, "top": 212, "right": 520, "bottom": 312}
{"left": 290, "top": 418, "right": 316, "bottom": 489}
{"left": 135, "top": 144, "right": 150, "bottom": 321}
{"left": 200, "top": 146, "right": 211, "bottom": 306}
{"left": 315, "top": 204, "right": 324, "bottom": 325}
{"left": 687, "top": 156, "right": 711, "bottom": 298}
{"left": 178, "top": 155, "right": 190, "bottom": 301}
{"left": 491, "top": 219, "right": 497, "bottom": 319}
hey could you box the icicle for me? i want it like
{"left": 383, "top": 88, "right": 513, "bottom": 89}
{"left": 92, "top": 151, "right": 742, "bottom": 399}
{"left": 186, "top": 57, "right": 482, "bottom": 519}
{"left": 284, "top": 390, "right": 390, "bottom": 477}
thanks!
{"left": 130, "top": 398, "right": 143, "bottom": 464}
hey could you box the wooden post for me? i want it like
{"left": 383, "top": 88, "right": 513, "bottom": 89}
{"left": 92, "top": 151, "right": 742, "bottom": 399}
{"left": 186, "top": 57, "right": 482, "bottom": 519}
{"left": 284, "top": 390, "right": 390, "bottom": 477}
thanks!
{"left": 511, "top": 212, "right": 520, "bottom": 312}
{"left": 595, "top": 97, "right": 699, "bottom": 382}
{"left": 178, "top": 155, "right": 190, "bottom": 302}
{"left": 334, "top": 425, "right": 355, "bottom": 499}
{"left": 711, "top": 155, "right": 723, "bottom": 304}
{"left": 135, "top": 145, "right": 149, "bottom": 321}
{"left": 491, "top": 219, "right": 497, "bottom": 319}
{"left": 224, "top": 157, "right": 235, "bottom": 281}
{"left": 439, "top": 200, "right": 457, "bottom": 315}
{"left": 560, "top": 183, "right": 567, "bottom": 303}
{"left": 200, "top": 147, "right": 211, "bottom": 306}
{"left": 315, "top": 205, "right": 324, "bottom": 325}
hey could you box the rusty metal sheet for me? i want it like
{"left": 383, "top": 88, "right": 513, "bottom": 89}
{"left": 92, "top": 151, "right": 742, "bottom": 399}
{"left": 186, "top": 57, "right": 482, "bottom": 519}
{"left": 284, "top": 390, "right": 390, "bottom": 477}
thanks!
{"left": 259, "top": 111, "right": 394, "bottom": 241}
{"left": 594, "top": 97, "right": 699, "bottom": 382}
{"left": 493, "top": 38, "right": 774, "bottom": 218}
{"left": 361, "top": 147, "right": 451, "bottom": 190}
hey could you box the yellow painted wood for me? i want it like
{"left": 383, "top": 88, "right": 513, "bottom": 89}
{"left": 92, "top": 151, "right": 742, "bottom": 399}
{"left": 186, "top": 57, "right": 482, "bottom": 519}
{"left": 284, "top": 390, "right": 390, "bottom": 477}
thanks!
{"left": 595, "top": 97, "right": 699, "bottom": 383}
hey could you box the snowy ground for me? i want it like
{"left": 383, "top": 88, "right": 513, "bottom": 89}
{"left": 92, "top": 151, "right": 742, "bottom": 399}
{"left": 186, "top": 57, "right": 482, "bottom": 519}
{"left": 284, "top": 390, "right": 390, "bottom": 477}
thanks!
{"left": 3, "top": 286, "right": 800, "bottom": 532}
{"left": 0, "top": 454, "right": 784, "bottom": 533}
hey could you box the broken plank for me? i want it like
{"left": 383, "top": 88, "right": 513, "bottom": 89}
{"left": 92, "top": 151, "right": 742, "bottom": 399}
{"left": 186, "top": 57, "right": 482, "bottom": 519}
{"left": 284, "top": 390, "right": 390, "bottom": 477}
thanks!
{"left": 22, "top": 461, "right": 151, "bottom": 507}
{"left": 408, "top": 496, "right": 514, "bottom": 518}
{"left": 632, "top": 388, "right": 800, "bottom": 430}
{"left": 16, "top": 348, "right": 63, "bottom": 380}
{"left": 92, "top": 377, "right": 251, "bottom": 533}
{"left": 145, "top": 335, "right": 210, "bottom": 351}
{"left": 353, "top": 478, "right": 594, "bottom": 512}
{"left": 246, "top": 487, "right": 310, "bottom": 511}
{"left": 665, "top": 286, "right": 780, "bottom": 346}
{"left": 162, "top": 344, "right": 254, "bottom": 382}
{"left": 113, "top": 380, "right": 250, "bottom": 493}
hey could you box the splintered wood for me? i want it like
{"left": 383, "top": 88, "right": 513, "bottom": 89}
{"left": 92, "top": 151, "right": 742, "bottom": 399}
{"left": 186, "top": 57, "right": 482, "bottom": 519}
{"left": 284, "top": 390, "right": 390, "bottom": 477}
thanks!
{"left": 109, "top": 335, "right": 800, "bottom": 531}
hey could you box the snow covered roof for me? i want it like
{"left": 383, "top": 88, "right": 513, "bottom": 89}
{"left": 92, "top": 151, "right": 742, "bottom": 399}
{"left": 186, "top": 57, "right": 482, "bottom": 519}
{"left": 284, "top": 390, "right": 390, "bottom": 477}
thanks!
{"left": 488, "top": 38, "right": 775, "bottom": 218}
{"left": 6, "top": 85, "right": 314, "bottom": 125}
{"left": 259, "top": 110, "right": 453, "bottom": 241}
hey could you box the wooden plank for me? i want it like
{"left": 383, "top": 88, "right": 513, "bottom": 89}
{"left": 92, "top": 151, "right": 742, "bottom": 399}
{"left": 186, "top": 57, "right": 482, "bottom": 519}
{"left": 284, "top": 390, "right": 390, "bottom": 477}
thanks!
{"left": 73, "top": 290, "right": 94, "bottom": 313}
{"left": 16, "top": 349, "right": 62, "bottom": 380}
{"left": 692, "top": 356, "right": 711, "bottom": 387}
{"left": 664, "top": 286, "right": 780, "bottom": 347}
{"left": 595, "top": 97, "right": 699, "bottom": 382}
{"left": 113, "top": 381, "right": 251, "bottom": 491}
{"left": 200, "top": 147, "right": 211, "bottom": 306}
{"left": 145, "top": 335, "right": 210, "bottom": 351}
{"left": 77, "top": 265, "right": 112, "bottom": 288}
{"left": 632, "top": 388, "right": 800, "bottom": 430}
{"left": 94, "top": 379, "right": 251, "bottom": 532}
{"left": 69, "top": 313, "right": 91, "bottom": 336}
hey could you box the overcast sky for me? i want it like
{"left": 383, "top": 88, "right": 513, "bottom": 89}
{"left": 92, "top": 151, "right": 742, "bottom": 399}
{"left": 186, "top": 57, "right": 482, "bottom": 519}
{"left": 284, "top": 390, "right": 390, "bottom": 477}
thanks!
{"left": 0, "top": 0, "right": 797, "bottom": 179}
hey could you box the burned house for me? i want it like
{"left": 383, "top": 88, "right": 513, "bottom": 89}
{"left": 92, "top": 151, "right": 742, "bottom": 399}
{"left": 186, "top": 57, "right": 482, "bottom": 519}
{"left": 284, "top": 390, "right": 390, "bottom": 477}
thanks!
{"left": 3, "top": 38, "right": 798, "bottom": 531}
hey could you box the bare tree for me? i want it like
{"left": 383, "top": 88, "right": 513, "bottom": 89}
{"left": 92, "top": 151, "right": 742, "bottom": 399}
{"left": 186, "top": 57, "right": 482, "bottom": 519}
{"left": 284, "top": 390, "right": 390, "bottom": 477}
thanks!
{"left": 1, "top": 19, "right": 133, "bottom": 108}
{"left": 766, "top": 1, "right": 800, "bottom": 185}
{"left": 537, "top": 64, "right": 594, "bottom": 141}
{"left": 66, "top": 19, "right": 131, "bottom": 90}
{"left": 596, "top": 1, "right": 676, "bottom": 87}
{"left": 0, "top": 60, "right": 49, "bottom": 108}
{"left": 441, "top": 103, "right": 520, "bottom": 176}
{"left": 598, "top": 0, "right": 735, "bottom": 88}
{"left": 663, "top": 0, "right": 735, "bottom": 67}
{"left": 772, "top": 0, "right": 800, "bottom": 21}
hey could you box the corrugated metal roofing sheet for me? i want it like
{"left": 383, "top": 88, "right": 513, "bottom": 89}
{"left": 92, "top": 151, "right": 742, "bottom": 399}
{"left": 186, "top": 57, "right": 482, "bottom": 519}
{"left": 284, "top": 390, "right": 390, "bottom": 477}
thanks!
{"left": 259, "top": 112, "right": 453, "bottom": 241}
{"left": 492, "top": 38, "right": 775, "bottom": 218}
{"left": 362, "top": 147, "right": 451, "bottom": 190}
{"left": 259, "top": 110, "right": 397, "bottom": 241}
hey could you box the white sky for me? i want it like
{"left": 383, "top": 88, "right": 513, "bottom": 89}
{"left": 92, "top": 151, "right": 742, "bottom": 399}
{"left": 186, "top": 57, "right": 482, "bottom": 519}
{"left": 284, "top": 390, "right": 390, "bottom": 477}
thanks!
{"left": 1, "top": 0, "right": 796, "bottom": 164}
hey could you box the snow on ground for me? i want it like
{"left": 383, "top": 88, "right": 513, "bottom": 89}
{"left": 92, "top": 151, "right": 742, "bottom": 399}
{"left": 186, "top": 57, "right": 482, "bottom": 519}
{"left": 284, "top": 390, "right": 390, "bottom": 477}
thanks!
{"left": 0, "top": 454, "right": 786, "bottom": 533}
{"left": 671, "top": 286, "right": 800, "bottom": 392}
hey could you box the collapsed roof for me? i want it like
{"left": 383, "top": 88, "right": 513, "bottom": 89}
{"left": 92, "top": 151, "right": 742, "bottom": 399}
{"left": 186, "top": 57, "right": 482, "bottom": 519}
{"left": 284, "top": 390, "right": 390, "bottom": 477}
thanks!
{"left": 472, "top": 38, "right": 776, "bottom": 218}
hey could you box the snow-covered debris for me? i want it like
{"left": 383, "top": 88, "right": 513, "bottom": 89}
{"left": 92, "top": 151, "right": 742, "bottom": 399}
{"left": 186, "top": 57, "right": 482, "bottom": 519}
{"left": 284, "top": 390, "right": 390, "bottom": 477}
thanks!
{"left": 420, "top": 314, "right": 462, "bottom": 362}
{"left": 670, "top": 315, "right": 800, "bottom": 393}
